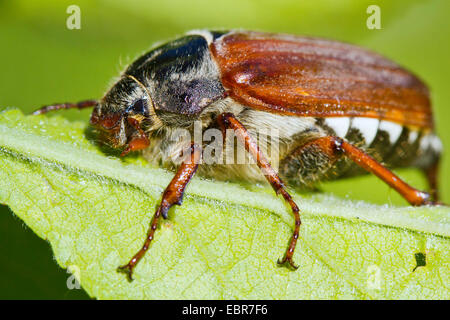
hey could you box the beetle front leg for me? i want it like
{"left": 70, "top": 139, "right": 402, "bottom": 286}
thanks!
{"left": 118, "top": 143, "right": 202, "bottom": 281}
{"left": 217, "top": 112, "right": 301, "bottom": 269}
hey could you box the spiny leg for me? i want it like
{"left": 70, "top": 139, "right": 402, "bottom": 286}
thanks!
{"left": 118, "top": 144, "right": 202, "bottom": 281}
{"left": 304, "top": 136, "right": 434, "bottom": 206}
{"left": 217, "top": 112, "right": 301, "bottom": 269}
{"left": 32, "top": 99, "right": 97, "bottom": 115}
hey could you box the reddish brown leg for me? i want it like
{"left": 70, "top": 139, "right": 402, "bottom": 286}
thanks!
{"left": 423, "top": 158, "right": 440, "bottom": 202}
{"left": 118, "top": 144, "right": 202, "bottom": 281}
{"left": 32, "top": 99, "right": 97, "bottom": 115}
{"left": 306, "top": 136, "right": 434, "bottom": 206}
{"left": 217, "top": 113, "right": 301, "bottom": 269}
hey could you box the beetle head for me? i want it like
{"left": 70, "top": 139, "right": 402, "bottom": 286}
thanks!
{"left": 90, "top": 75, "right": 162, "bottom": 156}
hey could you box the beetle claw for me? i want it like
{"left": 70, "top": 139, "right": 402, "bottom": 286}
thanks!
{"left": 117, "top": 264, "right": 134, "bottom": 282}
{"left": 277, "top": 256, "right": 299, "bottom": 270}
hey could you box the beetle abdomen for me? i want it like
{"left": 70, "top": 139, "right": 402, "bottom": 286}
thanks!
{"left": 323, "top": 117, "right": 441, "bottom": 168}
{"left": 280, "top": 116, "right": 441, "bottom": 188}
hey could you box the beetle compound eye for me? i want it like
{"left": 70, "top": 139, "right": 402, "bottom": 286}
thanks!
{"left": 128, "top": 99, "right": 149, "bottom": 116}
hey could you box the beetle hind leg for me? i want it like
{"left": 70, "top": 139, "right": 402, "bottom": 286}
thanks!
{"left": 423, "top": 157, "right": 440, "bottom": 202}
{"left": 287, "top": 136, "right": 436, "bottom": 206}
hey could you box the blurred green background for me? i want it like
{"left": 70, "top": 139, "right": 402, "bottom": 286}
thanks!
{"left": 0, "top": 0, "right": 448, "bottom": 299}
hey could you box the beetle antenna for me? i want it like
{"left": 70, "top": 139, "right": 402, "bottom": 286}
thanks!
{"left": 32, "top": 99, "right": 98, "bottom": 115}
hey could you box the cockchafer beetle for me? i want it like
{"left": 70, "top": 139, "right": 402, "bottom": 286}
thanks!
{"left": 34, "top": 30, "right": 443, "bottom": 280}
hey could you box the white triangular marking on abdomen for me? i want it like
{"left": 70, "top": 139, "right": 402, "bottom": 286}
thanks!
{"left": 431, "top": 135, "right": 443, "bottom": 152}
{"left": 324, "top": 117, "right": 350, "bottom": 137}
{"left": 350, "top": 117, "right": 379, "bottom": 145}
{"left": 379, "top": 120, "right": 403, "bottom": 144}
{"left": 420, "top": 134, "right": 443, "bottom": 153}
{"left": 408, "top": 130, "right": 419, "bottom": 144}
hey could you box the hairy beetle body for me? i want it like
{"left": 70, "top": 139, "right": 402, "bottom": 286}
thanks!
{"left": 113, "top": 30, "right": 440, "bottom": 189}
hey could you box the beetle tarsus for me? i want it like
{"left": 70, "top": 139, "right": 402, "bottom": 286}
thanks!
{"left": 277, "top": 256, "right": 299, "bottom": 270}
{"left": 117, "top": 264, "right": 134, "bottom": 282}
{"left": 420, "top": 196, "right": 446, "bottom": 206}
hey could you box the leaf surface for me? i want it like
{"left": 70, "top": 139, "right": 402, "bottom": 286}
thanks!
{"left": 0, "top": 109, "right": 448, "bottom": 299}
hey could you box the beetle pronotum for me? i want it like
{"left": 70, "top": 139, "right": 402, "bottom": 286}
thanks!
{"left": 34, "top": 30, "right": 443, "bottom": 280}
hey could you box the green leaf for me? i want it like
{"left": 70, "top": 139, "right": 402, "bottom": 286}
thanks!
{"left": 0, "top": 108, "right": 449, "bottom": 299}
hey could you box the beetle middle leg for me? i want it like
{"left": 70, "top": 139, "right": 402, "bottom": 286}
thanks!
{"left": 217, "top": 112, "right": 301, "bottom": 269}
{"left": 118, "top": 143, "right": 202, "bottom": 281}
